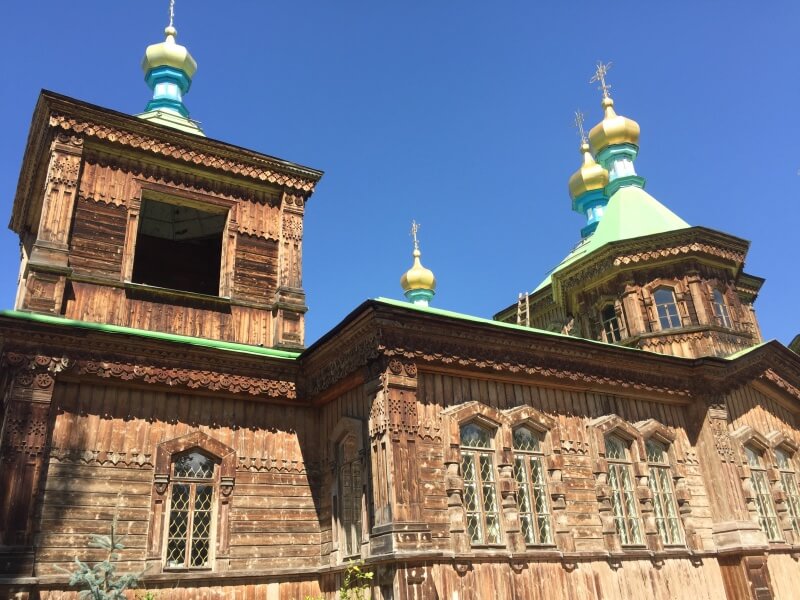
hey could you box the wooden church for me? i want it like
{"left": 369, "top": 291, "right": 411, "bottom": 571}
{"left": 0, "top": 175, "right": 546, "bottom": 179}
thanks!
{"left": 1, "top": 12, "right": 800, "bottom": 600}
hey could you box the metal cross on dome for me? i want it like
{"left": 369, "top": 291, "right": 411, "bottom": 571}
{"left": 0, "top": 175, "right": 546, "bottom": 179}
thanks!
{"left": 410, "top": 220, "right": 420, "bottom": 251}
{"left": 574, "top": 110, "right": 587, "bottom": 144}
{"left": 168, "top": 0, "right": 175, "bottom": 28}
{"left": 590, "top": 61, "right": 613, "bottom": 99}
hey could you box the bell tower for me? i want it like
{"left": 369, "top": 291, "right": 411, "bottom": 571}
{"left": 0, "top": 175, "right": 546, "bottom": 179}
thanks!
{"left": 9, "top": 12, "right": 322, "bottom": 349}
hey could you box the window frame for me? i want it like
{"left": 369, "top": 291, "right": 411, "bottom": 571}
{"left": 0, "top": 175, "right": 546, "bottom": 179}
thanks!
{"left": 460, "top": 420, "right": 503, "bottom": 546}
{"left": 604, "top": 434, "right": 645, "bottom": 546}
{"left": 163, "top": 450, "right": 218, "bottom": 570}
{"left": 122, "top": 182, "right": 237, "bottom": 299}
{"left": 147, "top": 431, "right": 236, "bottom": 572}
{"left": 744, "top": 443, "right": 782, "bottom": 541}
{"left": 600, "top": 303, "right": 623, "bottom": 343}
{"left": 774, "top": 444, "right": 800, "bottom": 539}
{"left": 653, "top": 287, "right": 682, "bottom": 330}
{"left": 511, "top": 425, "right": 554, "bottom": 546}
{"left": 711, "top": 288, "right": 732, "bottom": 329}
{"left": 644, "top": 438, "right": 684, "bottom": 546}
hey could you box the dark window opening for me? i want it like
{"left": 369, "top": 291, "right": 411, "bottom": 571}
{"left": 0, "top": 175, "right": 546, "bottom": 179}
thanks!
{"left": 132, "top": 198, "right": 226, "bottom": 296}
{"left": 601, "top": 304, "right": 623, "bottom": 342}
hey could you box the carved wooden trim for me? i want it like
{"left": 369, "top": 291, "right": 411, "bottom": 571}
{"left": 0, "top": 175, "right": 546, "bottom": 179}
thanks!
{"left": 49, "top": 113, "right": 319, "bottom": 192}
{"left": 148, "top": 431, "right": 236, "bottom": 563}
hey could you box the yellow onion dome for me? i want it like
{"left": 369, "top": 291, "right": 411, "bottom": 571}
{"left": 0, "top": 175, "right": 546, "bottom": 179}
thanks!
{"left": 568, "top": 142, "right": 609, "bottom": 200}
{"left": 401, "top": 249, "right": 436, "bottom": 292}
{"left": 588, "top": 97, "right": 640, "bottom": 154}
{"left": 142, "top": 26, "right": 197, "bottom": 78}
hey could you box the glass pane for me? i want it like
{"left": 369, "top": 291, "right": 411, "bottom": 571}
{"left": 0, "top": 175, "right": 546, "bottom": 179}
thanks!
{"left": 173, "top": 451, "right": 215, "bottom": 479}
{"left": 513, "top": 427, "right": 541, "bottom": 452}
{"left": 605, "top": 436, "right": 628, "bottom": 461}
{"left": 745, "top": 446, "right": 763, "bottom": 469}
{"left": 776, "top": 448, "right": 790, "bottom": 470}
{"left": 460, "top": 423, "right": 491, "bottom": 448}
{"left": 646, "top": 440, "right": 667, "bottom": 464}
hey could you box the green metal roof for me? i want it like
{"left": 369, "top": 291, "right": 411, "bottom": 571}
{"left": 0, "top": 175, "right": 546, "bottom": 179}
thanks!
{"left": 534, "top": 185, "right": 690, "bottom": 292}
{"left": 0, "top": 310, "right": 300, "bottom": 360}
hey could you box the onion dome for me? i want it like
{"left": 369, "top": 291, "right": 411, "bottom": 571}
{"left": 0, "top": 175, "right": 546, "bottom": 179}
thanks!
{"left": 401, "top": 223, "right": 436, "bottom": 306}
{"left": 568, "top": 142, "right": 609, "bottom": 200}
{"left": 142, "top": 26, "right": 197, "bottom": 80}
{"left": 401, "top": 249, "right": 436, "bottom": 294}
{"left": 588, "top": 96, "right": 640, "bottom": 154}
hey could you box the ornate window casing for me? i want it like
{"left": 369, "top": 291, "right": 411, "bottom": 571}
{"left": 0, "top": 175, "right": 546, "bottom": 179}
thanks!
{"left": 512, "top": 426, "right": 553, "bottom": 545}
{"left": 600, "top": 303, "right": 623, "bottom": 343}
{"left": 330, "top": 417, "right": 366, "bottom": 561}
{"left": 589, "top": 416, "right": 648, "bottom": 550}
{"left": 636, "top": 419, "right": 697, "bottom": 549}
{"left": 767, "top": 431, "right": 800, "bottom": 542}
{"left": 147, "top": 432, "right": 236, "bottom": 572}
{"left": 733, "top": 427, "right": 782, "bottom": 542}
{"left": 775, "top": 446, "right": 800, "bottom": 538}
{"left": 460, "top": 421, "right": 503, "bottom": 545}
{"left": 711, "top": 289, "right": 732, "bottom": 329}
{"left": 653, "top": 287, "right": 682, "bottom": 330}
{"left": 644, "top": 438, "right": 683, "bottom": 546}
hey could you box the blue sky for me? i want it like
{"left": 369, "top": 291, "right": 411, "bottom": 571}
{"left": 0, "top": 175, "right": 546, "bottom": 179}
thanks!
{"left": 1, "top": 1, "right": 798, "bottom": 346}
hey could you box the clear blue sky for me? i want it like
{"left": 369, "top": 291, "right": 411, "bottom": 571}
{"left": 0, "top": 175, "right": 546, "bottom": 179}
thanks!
{"left": 1, "top": 2, "right": 798, "bottom": 346}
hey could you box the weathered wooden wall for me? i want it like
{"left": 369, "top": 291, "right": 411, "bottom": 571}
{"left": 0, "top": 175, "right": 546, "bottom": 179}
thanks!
{"left": 37, "top": 381, "right": 322, "bottom": 577}
{"left": 416, "top": 371, "right": 715, "bottom": 551}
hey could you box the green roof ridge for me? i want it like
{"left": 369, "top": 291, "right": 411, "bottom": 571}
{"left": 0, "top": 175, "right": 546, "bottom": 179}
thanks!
{"left": 0, "top": 310, "right": 300, "bottom": 360}
{"left": 534, "top": 186, "right": 690, "bottom": 292}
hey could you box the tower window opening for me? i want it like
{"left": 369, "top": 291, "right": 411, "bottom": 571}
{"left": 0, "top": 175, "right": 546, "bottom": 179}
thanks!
{"left": 712, "top": 289, "right": 732, "bottom": 328}
{"left": 654, "top": 288, "right": 681, "bottom": 330}
{"left": 601, "top": 304, "right": 623, "bottom": 343}
{"left": 132, "top": 198, "right": 226, "bottom": 296}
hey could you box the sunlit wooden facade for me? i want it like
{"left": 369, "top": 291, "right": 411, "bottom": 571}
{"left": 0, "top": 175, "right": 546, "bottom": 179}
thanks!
{"left": 1, "top": 91, "right": 800, "bottom": 600}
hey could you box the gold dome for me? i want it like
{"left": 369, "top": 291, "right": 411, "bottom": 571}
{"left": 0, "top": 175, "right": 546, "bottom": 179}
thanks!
{"left": 142, "top": 26, "right": 197, "bottom": 78}
{"left": 401, "top": 249, "right": 436, "bottom": 292}
{"left": 588, "top": 97, "right": 640, "bottom": 154}
{"left": 568, "top": 142, "right": 609, "bottom": 199}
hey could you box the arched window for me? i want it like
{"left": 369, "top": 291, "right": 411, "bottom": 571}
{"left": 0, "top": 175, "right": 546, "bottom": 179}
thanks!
{"left": 645, "top": 440, "right": 683, "bottom": 545}
{"left": 711, "top": 289, "right": 732, "bottom": 328}
{"left": 775, "top": 447, "right": 800, "bottom": 537}
{"left": 460, "top": 422, "right": 501, "bottom": 545}
{"left": 601, "top": 304, "right": 623, "bottom": 343}
{"left": 166, "top": 450, "right": 217, "bottom": 569}
{"left": 654, "top": 288, "right": 681, "bottom": 330}
{"left": 744, "top": 445, "right": 781, "bottom": 541}
{"left": 512, "top": 427, "right": 553, "bottom": 545}
{"left": 605, "top": 435, "right": 643, "bottom": 545}
{"left": 337, "top": 433, "right": 362, "bottom": 557}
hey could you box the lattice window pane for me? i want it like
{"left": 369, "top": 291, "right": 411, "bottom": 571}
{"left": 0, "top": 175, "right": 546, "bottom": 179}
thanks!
{"left": 459, "top": 423, "right": 501, "bottom": 545}
{"left": 461, "top": 423, "right": 492, "bottom": 448}
{"left": 654, "top": 289, "right": 681, "bottom": 329}
{"left": 606, "top": 438, "right": 643, "bottom": 546}
{"left": 648, "top": 464, "right": 683, "bottom": 545}
{"left": 513, "top": 427, "right": 541, "bottom": 452}
{"left": 513, "top": 427, "right": 552, "bottom": 545}
{"left": 173, "top": 451, "right": 215, "bottom": 479}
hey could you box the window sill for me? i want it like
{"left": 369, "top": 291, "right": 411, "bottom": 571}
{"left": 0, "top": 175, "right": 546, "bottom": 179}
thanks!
{"left": 125, "top": 281, "right": 232, "bottom": 311}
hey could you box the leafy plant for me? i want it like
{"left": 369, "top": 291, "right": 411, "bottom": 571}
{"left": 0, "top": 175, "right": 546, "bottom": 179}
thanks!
{"left": 339, "top": 562, "right": 373, "bottom": 600}
{"left": 65, "top": 519, "right": 144, "bottom": 599}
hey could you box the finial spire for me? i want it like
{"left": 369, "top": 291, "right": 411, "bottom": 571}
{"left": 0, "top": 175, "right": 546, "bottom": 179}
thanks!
{"left": 590, "top": 61, "right": 613, "bottom": 99}
{"left": 410, "top": 220, "right": 421, "bottom": 251}
{"left": 574, "top": 110, "right": 588, "bottom": 145}
{"left": 168, "top": 0, "right": 175, "bottom": 29}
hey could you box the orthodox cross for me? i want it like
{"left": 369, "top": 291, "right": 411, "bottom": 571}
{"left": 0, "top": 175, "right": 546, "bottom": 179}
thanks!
{"left": 590, "top": 61, "right": 613, "bottom": 98}
{"left": 574, "top": 110, "right": 587, "bottom": 144}
{"left": 410, "top": 220, "right": 420, "bottom": 251}
{"left": 168, "top": 0, "right": 175, "bottom": 28}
